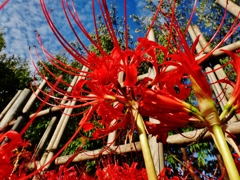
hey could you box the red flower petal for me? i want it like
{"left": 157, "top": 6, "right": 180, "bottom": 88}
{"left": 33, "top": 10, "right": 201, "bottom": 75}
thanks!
{"left": 124, "top": 64, "right": 137, "bottom": 87}
{"left": 82, "top": 122, "right": 94, "bottom": 132}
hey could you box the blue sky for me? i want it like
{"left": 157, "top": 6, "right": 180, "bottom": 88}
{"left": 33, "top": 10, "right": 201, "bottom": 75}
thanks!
{"left": 0, "top": 0, "right": 157, "bottom": 71}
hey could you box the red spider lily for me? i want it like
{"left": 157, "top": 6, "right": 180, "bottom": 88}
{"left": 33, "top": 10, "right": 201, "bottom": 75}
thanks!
{"left": 28, "top": 0, "right": 240, "bottom": 178}
{"left": 33, "top": 0, "right": 240, "bottom": 144}
{"left": 0, "top": 131, "right": 32, "bottom": 179}
{"left": 35, "top": 0, "right": 201, "bottom": 147}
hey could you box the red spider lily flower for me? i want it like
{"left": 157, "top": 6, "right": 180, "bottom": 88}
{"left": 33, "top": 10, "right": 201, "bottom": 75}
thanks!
{"left": 155, "top": 6, "right": 239, "bottom": 126}
{"left": 34, "top": 0, "right": 214, "bottom": 147}
{"left": 32, "top": 0, "right": 238, "bottom": 168}
{"left": 24, "top": 0, "right": 240, "bottom": 179}
{"left": 144, "top": 112, "right": 198, "bottom": 143}
{"left": 0, "top": 130, "right": 31, "bottom": 179}
{"left": 160, "top": 21, "right": 220, "bottom": 126}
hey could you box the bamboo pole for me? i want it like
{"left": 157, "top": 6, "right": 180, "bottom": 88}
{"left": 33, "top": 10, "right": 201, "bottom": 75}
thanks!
{"left": 54, "top": 121, "right": 240, "bottom": 163}
{"left": 188, "top": 25, "right": 204, "bottom": 53}
{"left": 192, "top": 25, "right": 212, "bottom": 53}
{"left": 148, "top": 68, "right": 165, "bottom": 174}
{"left": 39, "top": 66, "right": 88, "bottom": 169}
{"left": 11, "top": 116, "right": 26, "bottom": 132}
{"left": 34, "top": 116, "right": 58, "bottom": 157}
{"left": 0, "top": 90, "right": 22, "bottom": 120}
{"left": 167, "top": 121, "right": 240, "bottom": 145}
{"left": 107, "top": 70, "right": 124, "bottom": 146}
{"left": 212, "top": 41, "right": 240, "bottom": 56}
{"left": 55, "top": 141, "right": 142, "bottom": 164}
{"left": 39, "top": 99, "right": 75, "bottom": 169}
{"left": 22, "top": 78, "right": 48, "bottom": 114}
{"left": 216, "top": 0, "right": 240, "bottom": 19}
{"left": 51, "top": 101, "right": 76, "bottom": 150}
{"left": 0, "top": 89, "right": 31, "bottom": 128}
{"left": 195, "top": 40, "right": 240, "bottom": 61}
{"left": 12, "top": 79, "right": 48, "bottom": 132}
{"left": 28, "top": 105, "right": 64, "bottom": 119}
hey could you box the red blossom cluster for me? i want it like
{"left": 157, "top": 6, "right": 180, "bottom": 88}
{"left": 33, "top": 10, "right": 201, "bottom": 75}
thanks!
{"left": 34, "top": 0, "right": 204, "bottom": 145}
{"left": 43, "top": 165, "right": 93, "bottom": 180}
{"left": 0, "top": 131, "right": 32, "bottom": 179}
{"left": 31, "top": 0, "right": 239, "bottom": 146}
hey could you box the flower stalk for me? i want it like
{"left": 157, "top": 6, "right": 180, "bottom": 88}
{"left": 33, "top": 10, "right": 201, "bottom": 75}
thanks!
{"left": 189, "top": 65, "right": 240, "bottom": 179}
{"left": 212, "top": 124, "right": 240, "bottom": 180}
{"left": 132, "top": 106, "right": 157, "bottom": 180}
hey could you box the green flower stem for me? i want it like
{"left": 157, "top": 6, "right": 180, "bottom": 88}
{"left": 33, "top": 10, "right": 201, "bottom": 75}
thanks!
{"left": 212, "top": 124, "right": 240, "bottom": 180}
{"left": 134, "top": 110, "right": 157, "bottom": 180}
{"left": 219, "top": 104, "right": 232, "bottom": 121}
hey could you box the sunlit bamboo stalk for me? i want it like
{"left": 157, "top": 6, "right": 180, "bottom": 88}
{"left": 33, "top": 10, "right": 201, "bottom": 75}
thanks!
{"left": 22, "top": 77, "right": 48, "bottom": 114}
{"left": 0, "top": 89, "right": 31, "bottom": 128}
{"left": 216, "top": 0, "right": 240, "bottom": 19}
{"left": 39, "top": 67, "right": 87, "bottom": 169}
{"left": 0, "top": 90, "right": 22, "bottom": 120}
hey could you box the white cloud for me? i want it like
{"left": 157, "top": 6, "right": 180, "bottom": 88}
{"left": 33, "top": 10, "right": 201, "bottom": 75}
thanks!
{"left": 0, "top": 0, "right": 92, "bottom": 71}
{"left": 0, "top": 0, "right": 56, "bottom": 60}
{"left": 0, "top": 0, "right": 148, "bottom": 72}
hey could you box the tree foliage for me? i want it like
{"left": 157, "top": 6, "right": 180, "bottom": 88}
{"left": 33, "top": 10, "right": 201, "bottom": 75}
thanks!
{"left": 0, "top": 32, "right": 32, "bottom": 112}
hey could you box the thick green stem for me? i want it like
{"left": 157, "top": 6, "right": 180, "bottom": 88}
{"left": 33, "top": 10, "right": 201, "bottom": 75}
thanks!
{"left": 134, "top": 110, "right": 157, "bottom": 180}
{"left": 212, "top": 124, "right": 240, "bottom": 180}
